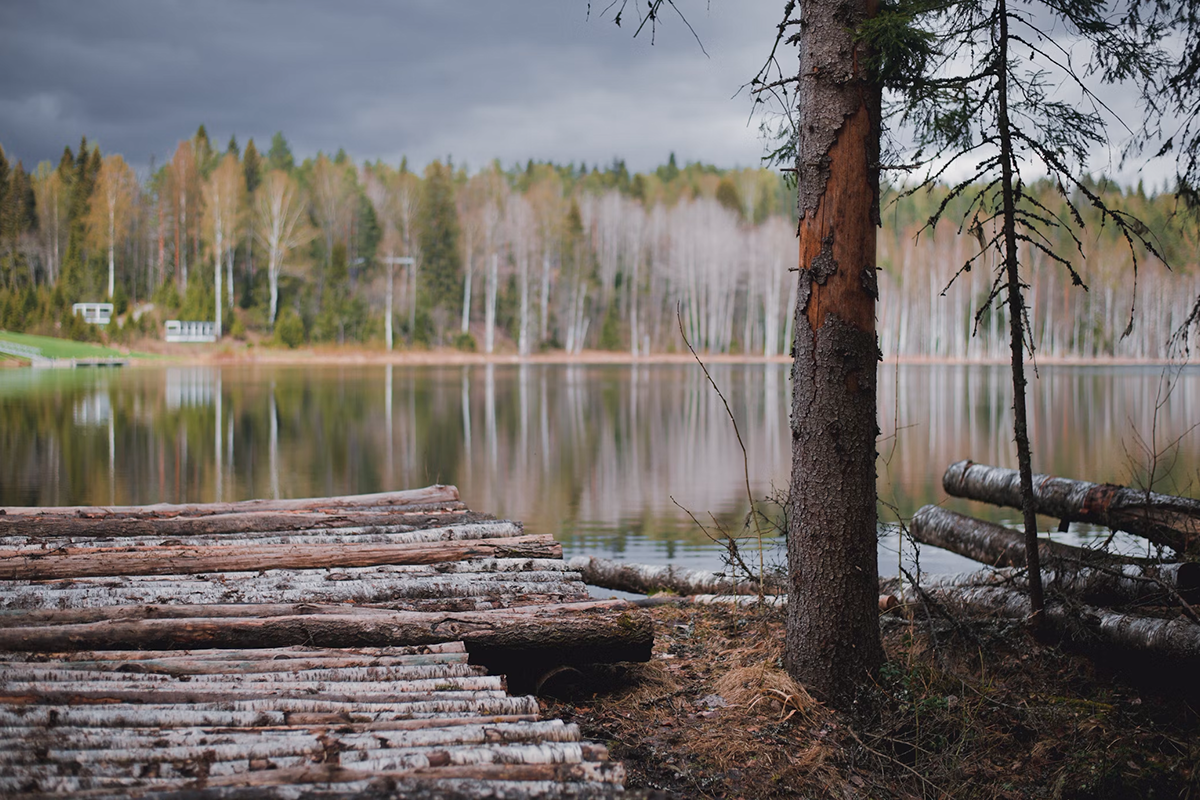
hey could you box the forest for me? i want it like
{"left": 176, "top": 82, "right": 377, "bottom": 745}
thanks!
{"left": 0, "top": 126, "right": 1197, "bottom": 360}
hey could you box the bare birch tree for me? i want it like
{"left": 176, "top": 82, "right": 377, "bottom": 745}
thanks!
{"left": 202, "top": 153, "right": 245, "bottom": 337}
{"left": 84, "top": 154, "right": 137, "bottom": 300}
{"left": 254, "top": 169, "right": 312, "bottom": 327}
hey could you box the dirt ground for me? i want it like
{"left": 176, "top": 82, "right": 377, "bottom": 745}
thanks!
{"left": 541, "top": 603, "right": 1199, "bottom": 799}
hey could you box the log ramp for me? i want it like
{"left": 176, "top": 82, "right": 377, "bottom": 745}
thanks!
{"left": 0, "top": 487, "right": 652, "bottom": 799}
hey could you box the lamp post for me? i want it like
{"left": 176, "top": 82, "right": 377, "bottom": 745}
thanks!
{"left": 380, "top": 256, "right": 414, "bottom": 351}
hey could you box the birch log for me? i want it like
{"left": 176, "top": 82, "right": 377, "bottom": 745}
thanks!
{"left": 910, "top": 506, "right": 1200, "bottom": 605}
{"left": 893, "top": 579, "right": 1200, "bottom": 666}
{"left": 0, "top": 485, "right": 461, "bottom": 519}
{"left": 567, "top": 555, "right": 784, "bottom": 596}
{"left": 943, "top": 460, "right": 1200, "bottom": 555}
{"left": 0, "top": 508, "right": 479, "bottom": 540}
{"left": 0, "top": 535, "right": 558, "bottom": 580}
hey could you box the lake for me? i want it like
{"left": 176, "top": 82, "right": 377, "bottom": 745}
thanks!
{"left": 2, "top": 361, "right": 1198, "bottom": 578}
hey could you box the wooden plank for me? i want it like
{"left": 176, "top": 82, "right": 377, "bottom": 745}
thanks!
{"left": 0, "top": 534, "right": 560, "bottom": 580}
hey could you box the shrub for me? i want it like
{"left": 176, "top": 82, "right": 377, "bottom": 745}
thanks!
{"left": 272, "top": 308, "right": 305, "bottom": 348}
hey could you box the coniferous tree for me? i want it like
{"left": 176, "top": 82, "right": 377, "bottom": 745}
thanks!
{"left": 266, "top": 132, "right": 295, "bottom": 173}
{"left": 242, "top": 139, "right": 262, "bottom": 194}
{"left": 417, "top": 160, "right": 462, "bottom": 328}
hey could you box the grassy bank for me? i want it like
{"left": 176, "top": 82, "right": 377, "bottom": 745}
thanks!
{"left": 0, "top": 330, "right": 136, "bottom": 361}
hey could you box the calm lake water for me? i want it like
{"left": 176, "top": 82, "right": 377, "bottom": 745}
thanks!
{"left": 2, "top": 361, "right": 1198, "bottom": 577}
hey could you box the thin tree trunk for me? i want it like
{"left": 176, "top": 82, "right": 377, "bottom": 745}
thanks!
{"left": 462, "top": 254, "right": 472, "bottom": 334}
{"left": 785, "top": 0, "right": 884, "bottom": 708}
{"left": 386, "top": 259, "right": 394, "bottom": 351}
{"left": 485, "top": 252, "right": 498, "bottom": 353}
{"left": 996, "top": 0, "right": 1045, "bottom": 620}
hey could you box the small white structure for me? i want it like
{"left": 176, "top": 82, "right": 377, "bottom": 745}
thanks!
{"left": 72, "top": 303, "right": 113, "bottom": 325}
{"left": 164, "top": 320, "right": 217, "bottom": 343}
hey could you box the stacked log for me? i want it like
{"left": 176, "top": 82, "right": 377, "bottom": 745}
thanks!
{"left": 0, "top": 643, "right": 628, "bottom": 799}
{"left": 0, "top": 486, "right": 652, "bottom": 798}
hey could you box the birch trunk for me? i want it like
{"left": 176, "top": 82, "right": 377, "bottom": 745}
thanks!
{"left": 943, "top": 460, "right": 1200, "bottom": 556}
{"left": 485, "top": 252, "right": 498, "bottom": 354}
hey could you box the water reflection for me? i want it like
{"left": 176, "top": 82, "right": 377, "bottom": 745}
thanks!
{"left": 0, "top": 363, "right": 1197, "bottom": 574}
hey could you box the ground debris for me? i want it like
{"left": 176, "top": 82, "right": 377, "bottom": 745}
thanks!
{"left": 544, "top": 603, "right": 1200, "bottom": 799}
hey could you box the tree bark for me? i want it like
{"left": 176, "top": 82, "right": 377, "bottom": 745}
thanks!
{"left": 567, "top": 555, "right": 783, "bottom": 597}
{"left": 0, "top": 507, "right": 476, "bottom": 540}
{"left": 786, "top": 0, "right": 885, "bottom": 708}
{"left": 943, "top": 460, "right": 1200, "bottom": 556}
{"left": 0, "top": 485, "right": 461, "bottom": 519}
{"left": 893, "top": 580, "right": 1200, "bottom": 668}
{"left": 0, "top": 600, "right": 653, "bottom": 661}
{"left": 0, "top": 534, "right": 559, "bottom": 580}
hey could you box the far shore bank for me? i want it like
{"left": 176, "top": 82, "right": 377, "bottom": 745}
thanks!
{"left": 2, "top": 332, "right": 1195, "bottom": 369}
{"left": 105, "top": 343, "right": 1200, "bottom": 368}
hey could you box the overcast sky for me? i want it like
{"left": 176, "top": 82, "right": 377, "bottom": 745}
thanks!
{"left": 0, "top": 1, "right": 787, "bottom": 175}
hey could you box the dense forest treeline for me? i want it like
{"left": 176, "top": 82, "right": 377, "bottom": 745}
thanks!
{"left": 0, "top": 127, "right": 1196, "bottom": 358}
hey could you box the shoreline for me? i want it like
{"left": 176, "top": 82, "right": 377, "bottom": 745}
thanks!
{"left": 126, "top": 342, "right": 1200, "bottom": 368}
{"left": 3, "top": 334, "right": 1195, "bottom": 369}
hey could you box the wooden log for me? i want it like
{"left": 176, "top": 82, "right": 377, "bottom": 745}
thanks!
{"left": 0, "top": 572, "right": 585, "bottom": 612}
{"left": 943, "top": 460, "right": 1200, "bottom": 555}
{"left": 0, "top": 534, "right": 558, "bottom": 580}
{"left": 0, "top": 600, "right": 654, "bottom": 664}
{"left": 910, "top": 506, "right": 1200, "bottom": 604}
{"left": 0, "top": 696, "right": 543, "bottom": 728}
{"left": 0, "top": 485, "right": 461, "bottom": 519}
{"left": 0, "top": 507, "right": 479, "bottom": 540}
{"left": 0, "top": 642, "right": 466, "bottom": 662}
{"left": 567, "top": 555, "right": 784, "bottom": 596}
{"left": 0, "top": 520, "right": 523, "bottom": 553}
{"left": 894, "top": 579, "right": 1200, "bottom": 666}
{"left": 0, "top": 652, "right": 471, "bottom": 676}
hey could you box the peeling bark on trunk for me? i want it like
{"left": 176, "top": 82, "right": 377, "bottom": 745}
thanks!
{"left": 785, "top": 0, "right": 885, "bottom": 708}
{"left": 943, "top": 460, "right": 1200, "bottom": 556}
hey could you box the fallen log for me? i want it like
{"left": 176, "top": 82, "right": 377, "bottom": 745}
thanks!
{"left": 891, "top": 578, "right": 1200, "bottom": 668}
{"left": 943, "top": 460, "right": 1200, "bottom": 556}
{"left": 567, "top": 555, "right": 784, "bottom": 596}
{"left": 910, "top": 505, "right": 1200, "bottom": 605}
{"left": 0, "top": 534, "right": 559, "bottom": 580}
{"left": 0, "top": 600, "right": 654, "bottom": 669}
{"left": 0, "top": 485, "right": 461, "bottom": 519}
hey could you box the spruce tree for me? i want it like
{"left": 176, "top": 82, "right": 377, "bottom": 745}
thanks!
{"left": 416, "top": 160, "right": 462, "bottom": 323}
{"left": 242, "top": 138, "right": 262, "bottom": 194}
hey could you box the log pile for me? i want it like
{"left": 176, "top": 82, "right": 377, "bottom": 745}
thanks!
{"left": 0, "top": 487, "right": 652, "bottom": 798}
{"left": 905, "top": 462, "right": 1200, "bottom": 677}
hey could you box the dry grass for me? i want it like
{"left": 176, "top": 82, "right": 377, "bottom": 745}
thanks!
{"left": 543, "top": 602, "right": 1200, "bottom": 799}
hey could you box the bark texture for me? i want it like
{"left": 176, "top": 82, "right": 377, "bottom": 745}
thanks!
{"left": 786, "top": 0, "right": 884, "bottom": 709}
{"left": 0, "top": 535, "right": 558, "bottom": 580}
{"left": 943, "top": 460, "right": 1200, "bottom": 556}
{"left": 567, "top": 555, "right": 783, "bottom": 596}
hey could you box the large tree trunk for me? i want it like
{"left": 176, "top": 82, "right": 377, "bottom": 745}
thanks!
{"left": 785, "top": 0, "right": 884, "bottom": 708}
{"left": 943, "top": 460, "right": 1200, "bottom": 556}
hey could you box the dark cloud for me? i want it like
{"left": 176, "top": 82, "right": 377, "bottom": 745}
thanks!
{"left": 0, "top": 0, "right": 785, "bottom": 173}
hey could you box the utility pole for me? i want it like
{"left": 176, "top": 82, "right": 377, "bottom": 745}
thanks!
{"left": 380, "top": 256, "right": 414, "bottom": 351}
